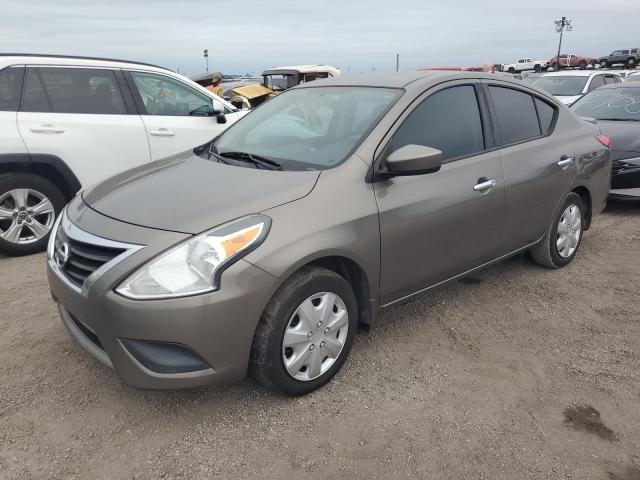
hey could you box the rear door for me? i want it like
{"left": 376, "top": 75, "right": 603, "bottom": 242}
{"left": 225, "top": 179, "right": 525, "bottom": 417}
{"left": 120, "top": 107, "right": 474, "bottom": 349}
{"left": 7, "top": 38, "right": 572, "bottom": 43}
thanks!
{"left": 125, "top": 70, "right": 238, "bottom": 160}
{"left": 374, "top": 81, "right": 504, "bottom": 304}
{"left": 485, "top": 83, "right": 573, "bottom": 252}
{"left": 17, "top": 66, "right": 151, "bottom": 187}
{"left": 0, "top": 66, "right": 27, "bottom": 157}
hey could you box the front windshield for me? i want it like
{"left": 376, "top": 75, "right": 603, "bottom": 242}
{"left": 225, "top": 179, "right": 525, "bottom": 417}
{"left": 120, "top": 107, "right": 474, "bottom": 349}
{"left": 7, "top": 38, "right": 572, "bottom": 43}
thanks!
{"left": 571, "top": 87, "right": 640, "bottom": 121}
{"left": 532, "top": 76, "right": 588, "bottom": 96}
{"left": 214, "top": 86, "right": 401, "bottom": 170}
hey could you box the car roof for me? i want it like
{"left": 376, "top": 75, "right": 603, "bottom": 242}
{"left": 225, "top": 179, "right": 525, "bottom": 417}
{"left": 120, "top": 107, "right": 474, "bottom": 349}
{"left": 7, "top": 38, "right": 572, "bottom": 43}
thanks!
{"left": 262, "top": 64, "right": 340, "bottom": 75}
{"left": 0, "top": 53, "right": 171, "bottom": 73}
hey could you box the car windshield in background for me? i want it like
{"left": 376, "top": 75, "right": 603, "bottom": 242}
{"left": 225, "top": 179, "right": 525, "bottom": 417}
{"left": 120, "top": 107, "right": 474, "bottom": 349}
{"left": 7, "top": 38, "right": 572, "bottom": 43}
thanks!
{"left": 532, "top": 76, "right": 588, "bottom": 96}
{"left": 570, "top": 87, "right": 640, "bottom": 121}
{"left": 626, "top": 75, "right": 640, "bottom": 82}
{"left": 214, "top": 86, "right": 401, "bottom": 170}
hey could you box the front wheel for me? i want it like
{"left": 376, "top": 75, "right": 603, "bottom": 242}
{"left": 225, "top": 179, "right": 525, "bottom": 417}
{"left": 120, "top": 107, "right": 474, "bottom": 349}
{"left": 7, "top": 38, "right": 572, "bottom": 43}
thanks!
{"left": 531, "top": 192, "right": 585, "bottom": 269}
{"left": 0, "top": 173, "right": 65, "bottom": 256}
{"left": 250, "top": 266, "right": 358, "bottom": 395}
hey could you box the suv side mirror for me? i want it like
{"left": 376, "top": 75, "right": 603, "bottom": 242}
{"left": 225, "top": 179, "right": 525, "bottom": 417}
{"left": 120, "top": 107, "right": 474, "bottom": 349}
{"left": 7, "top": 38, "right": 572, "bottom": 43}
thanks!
{"left": 384, "top": 144, "right": 442, "bottom": 176}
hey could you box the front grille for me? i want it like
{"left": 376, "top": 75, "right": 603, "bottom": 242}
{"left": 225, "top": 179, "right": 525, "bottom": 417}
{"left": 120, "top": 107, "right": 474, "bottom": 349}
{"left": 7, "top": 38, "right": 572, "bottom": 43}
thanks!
{"left": 54, "top": 225, "right": 126, "bottom": 288}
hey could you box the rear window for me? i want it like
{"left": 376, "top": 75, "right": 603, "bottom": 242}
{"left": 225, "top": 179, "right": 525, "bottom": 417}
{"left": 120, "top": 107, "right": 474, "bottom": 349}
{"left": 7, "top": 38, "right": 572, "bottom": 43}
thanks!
{"left": 532, "top": 76, "right": 588, "bottom": 96}
{"left": 570, "top": 87, "right": 640, "bottom": 121}
{"left": 489, "top": 86, "right": 541, "bottom": 145}
{"left": 22, "top": 67, "right": 127, "bottom": 114}
{"left": 0, "top": 67, "right": 24, "bottom": 111}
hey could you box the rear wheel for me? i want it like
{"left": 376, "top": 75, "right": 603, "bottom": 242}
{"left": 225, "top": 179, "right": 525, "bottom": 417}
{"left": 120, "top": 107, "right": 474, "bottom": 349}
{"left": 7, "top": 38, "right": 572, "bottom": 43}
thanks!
{"left": 627, "top": 57, "right": 637, "bottom": 68}
{"left": 250, "top": 266, "right": 358, "bottom": 395}
{"left": 531, "top": 192, "right": 585, "bottom": 268}
{"left": 534, "top": 64, "right": 542, "bottom": 73}
{"left": 508, "top": 67, "right": 515, "bottom": 74}
{"left": 0, "top": 173, "right": 65, "bottom": 256}
{"left": 578, "top": 60, "right": 587, "bottom": 70}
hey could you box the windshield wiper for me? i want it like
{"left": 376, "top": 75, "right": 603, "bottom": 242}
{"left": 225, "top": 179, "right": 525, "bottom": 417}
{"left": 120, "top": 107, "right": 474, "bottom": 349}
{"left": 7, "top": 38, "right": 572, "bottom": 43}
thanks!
{"left": 218, "top": 151, "right": 283, "bottom": 170}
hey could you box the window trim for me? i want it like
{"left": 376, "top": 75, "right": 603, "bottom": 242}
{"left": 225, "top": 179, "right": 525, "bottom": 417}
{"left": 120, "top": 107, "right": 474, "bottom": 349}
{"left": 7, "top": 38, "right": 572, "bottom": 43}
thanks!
{"left": 482, "top": 82, "right": 559, "bottom": 151}
{"left": 19, "top": 65, "right": 132, "bottom": 115}
{"left": 372, "top": 80, "right": 493, "bottom": 175}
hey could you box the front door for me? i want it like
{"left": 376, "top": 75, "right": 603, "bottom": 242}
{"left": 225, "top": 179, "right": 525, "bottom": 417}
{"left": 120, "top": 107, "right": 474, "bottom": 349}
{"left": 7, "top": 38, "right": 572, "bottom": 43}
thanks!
{"left": 17, "top": 66, "right": 151, "bottom": 187}
{"left": 374, "top": 82, "right": 504, "bottom": 305}
{"left": 126, "top": 70, "right": 236, "bottom": 161}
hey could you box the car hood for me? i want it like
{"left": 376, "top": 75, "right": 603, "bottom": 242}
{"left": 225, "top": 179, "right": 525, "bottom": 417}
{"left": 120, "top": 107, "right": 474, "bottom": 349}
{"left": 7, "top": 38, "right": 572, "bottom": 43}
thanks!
{"left": 595, "top": 120, "right": 640, "bottom": 159}
{"left": 82, "top": 152, "right": 320, "bottom": 234}
{"left": 557, "top": 95, "right": 583, "bottom": 106}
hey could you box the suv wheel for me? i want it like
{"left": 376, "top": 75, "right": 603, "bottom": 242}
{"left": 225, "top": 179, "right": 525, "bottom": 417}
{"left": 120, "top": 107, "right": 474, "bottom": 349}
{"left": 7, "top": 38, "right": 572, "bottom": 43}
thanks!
{"left": 0, "top": 173, "right": 65, "bottom": 256}
{"left": 250, "top": 266, "right": 358, "bottom": 395}
{"left": 600, "top": 60, "right": 609, "bottom": 68}
{"left": 627, "top": 57, "right": 637, "bottom": 68}
{"left": 531, "top": 192, "right": 585, "bottom": 269}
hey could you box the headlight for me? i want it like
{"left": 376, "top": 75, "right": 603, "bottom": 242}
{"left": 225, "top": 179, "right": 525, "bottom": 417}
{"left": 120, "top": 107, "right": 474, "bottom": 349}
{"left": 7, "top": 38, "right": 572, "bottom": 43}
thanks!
{"left": 116, "top": 215, "right": 270, "bottom": 300}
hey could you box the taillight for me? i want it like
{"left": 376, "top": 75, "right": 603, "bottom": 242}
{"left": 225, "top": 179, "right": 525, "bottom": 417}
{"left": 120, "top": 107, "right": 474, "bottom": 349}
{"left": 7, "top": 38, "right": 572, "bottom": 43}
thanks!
{"left": 596, "top": 135, "right": 612, "bottom": 149}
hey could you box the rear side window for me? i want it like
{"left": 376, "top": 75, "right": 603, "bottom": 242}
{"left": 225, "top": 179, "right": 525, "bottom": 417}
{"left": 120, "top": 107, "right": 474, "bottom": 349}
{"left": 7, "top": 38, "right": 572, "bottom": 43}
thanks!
{"left": 0, "top": 67, "right": 24, "bottom": 111}
{"left": 388, "top": 85, "right": 485, "bottom": 162}
{"left": 588, "top": 75, "right": 605, "bottom": 92}
{"left": 604, "top": 75, "right": 618, "bottom": 85}
{"left": 489, "top": 86, "right": 541, "bottom": 145}
{"left": 534, "top": 98, "right": 555, "bottom": 135}
{"left": 22, "top": 67, "right": 127, "bottom": 114}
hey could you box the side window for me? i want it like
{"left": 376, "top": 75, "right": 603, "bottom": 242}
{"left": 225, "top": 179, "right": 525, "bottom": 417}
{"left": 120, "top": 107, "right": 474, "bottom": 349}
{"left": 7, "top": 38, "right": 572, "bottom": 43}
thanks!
{"left": 0, "top": 67, "right": 24, "bottom": 111}
{"left": 22, "top": 67, "right": 127, "bottom": 114}
{"left": 588, "top": 75, "right": 605, "bottom": 92}
{"left": 604, "top": 75, "right": 617, "bottom": 85}
{"left": 489, "top": 86, "right": 541, "bottom": 145}
{"left": 130, "top": 72, "right": 214, "bottom": 116}
{"left": 388, "top": 85, "right": 485, "bottom": 162}
{"left": 534, "top": 98, "right": 556, "bottom": 135}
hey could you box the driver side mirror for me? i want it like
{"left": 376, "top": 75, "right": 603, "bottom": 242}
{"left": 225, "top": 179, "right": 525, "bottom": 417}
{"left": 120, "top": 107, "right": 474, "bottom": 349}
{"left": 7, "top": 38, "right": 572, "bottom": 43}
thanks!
{"left": 383, "top": 144, "right": 442, "bottom": 177}
{"left": 212, "top": 102, "right": 227, "bottom": 124}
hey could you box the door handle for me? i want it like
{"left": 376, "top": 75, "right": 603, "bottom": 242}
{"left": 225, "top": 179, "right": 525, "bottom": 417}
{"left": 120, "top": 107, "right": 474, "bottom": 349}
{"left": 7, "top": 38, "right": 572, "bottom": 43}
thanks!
{"left": 473, "top": 179, "right": 497, "bottom": 192}
{"left": 557, "top": 156, "right": 573, "bottom": 167}
{"left": 149, "top": 128, "right": 175, "bottom": 137}
{"left": 30, "top": 125, "right": 65, "bottom": 134}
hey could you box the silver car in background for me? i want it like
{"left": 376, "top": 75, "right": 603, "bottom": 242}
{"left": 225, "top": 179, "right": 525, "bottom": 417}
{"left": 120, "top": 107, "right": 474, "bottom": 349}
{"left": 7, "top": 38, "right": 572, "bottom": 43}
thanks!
{"left": 47, "top": 72, "right": 611, "bottom": 395}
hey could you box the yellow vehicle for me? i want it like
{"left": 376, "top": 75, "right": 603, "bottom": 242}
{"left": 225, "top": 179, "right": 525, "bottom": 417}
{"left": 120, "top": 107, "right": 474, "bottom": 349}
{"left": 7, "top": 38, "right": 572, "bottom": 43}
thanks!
{"left": 229, "top": 64, "right": 341, "bottom": 109}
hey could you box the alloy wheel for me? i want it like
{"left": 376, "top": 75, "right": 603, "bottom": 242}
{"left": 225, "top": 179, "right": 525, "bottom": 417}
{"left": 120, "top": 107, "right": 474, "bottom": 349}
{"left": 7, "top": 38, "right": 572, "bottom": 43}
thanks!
{"left": 0, "top": 188, "right": 55, "bottom": 245}
{"left": 281, "top": 292, "right": 349, "bottom": 381}
{"left": 556, "top": 204, "right": 582, "bottom": 258}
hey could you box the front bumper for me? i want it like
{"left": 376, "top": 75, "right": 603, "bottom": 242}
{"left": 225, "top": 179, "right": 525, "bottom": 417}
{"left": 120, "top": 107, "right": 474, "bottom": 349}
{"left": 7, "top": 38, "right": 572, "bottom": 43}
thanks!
{"left": 47, "top": 202, "right": 279, "bottom": 389}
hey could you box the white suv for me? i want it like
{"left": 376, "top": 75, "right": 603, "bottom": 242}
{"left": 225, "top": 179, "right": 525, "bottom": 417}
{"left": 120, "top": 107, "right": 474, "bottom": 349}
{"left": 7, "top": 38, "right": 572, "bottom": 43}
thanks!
{"left": 0, "top": 54, "right": 244, "bottom": 256}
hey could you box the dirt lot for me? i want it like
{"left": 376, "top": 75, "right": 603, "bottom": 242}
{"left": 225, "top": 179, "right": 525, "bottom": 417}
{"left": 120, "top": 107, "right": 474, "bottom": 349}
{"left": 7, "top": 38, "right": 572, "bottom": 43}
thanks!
{"left": 1, "top": 202, "right": 639, "bottom": 480}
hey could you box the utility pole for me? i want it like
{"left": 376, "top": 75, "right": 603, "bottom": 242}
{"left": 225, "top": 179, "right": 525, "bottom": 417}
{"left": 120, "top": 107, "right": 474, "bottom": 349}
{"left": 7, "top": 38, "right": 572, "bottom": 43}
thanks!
{"left": 203, "top": 49, "right": 209, "bottom": 73}
{"left": 396, "top": 53, "right": 399, "bottom": 72}
{"left": 554, "top": 17, "right": 572, "bottom": 70}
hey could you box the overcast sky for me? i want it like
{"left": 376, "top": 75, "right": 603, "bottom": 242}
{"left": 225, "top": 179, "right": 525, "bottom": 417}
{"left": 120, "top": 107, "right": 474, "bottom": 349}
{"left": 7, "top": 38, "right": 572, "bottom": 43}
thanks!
{"left": 2, "top": 0, "right": 638, "bottom": 76}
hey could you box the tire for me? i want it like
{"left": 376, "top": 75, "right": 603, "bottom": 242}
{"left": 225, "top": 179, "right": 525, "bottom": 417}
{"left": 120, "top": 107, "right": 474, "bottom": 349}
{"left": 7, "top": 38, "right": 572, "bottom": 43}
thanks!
{"left": 534, "top": 64, "right": 541, "bottom": 73}
{"left": 578, "top": 60, "right": 587, "bottom": 70}
{"left": 250, "top": 266, "right": 358, "bottom": 395}
{"left": 542, "top": 66, "right": 549, "bottom": 72}
{"left": 508, "top": 67, "right": 515, "bottom": 74}
{"left": 600, "top": 60, "right": 609, "bottom": 69}
{"left": 627, "top": 58, "right": 637, "bottom": 68}
{"left": 531, "top": 192, "right": 585, "bottom": 269}
{"left": 0, "top": 173, "right": 65, "bottom": 256}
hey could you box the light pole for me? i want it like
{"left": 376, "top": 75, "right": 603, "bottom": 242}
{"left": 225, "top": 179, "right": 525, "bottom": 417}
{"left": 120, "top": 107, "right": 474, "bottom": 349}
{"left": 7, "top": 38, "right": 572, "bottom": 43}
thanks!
{"left": 554, "top": 17, "right": 572, "bottom": 70}
{"left": 203, "top": 49, "right": 209, "bottom": 73}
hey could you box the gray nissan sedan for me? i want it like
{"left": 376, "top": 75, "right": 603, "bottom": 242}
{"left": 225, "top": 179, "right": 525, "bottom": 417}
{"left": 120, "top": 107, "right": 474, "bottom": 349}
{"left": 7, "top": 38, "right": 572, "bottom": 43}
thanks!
{"left": 47, "top": 72, "right": 611, "bottom": 395}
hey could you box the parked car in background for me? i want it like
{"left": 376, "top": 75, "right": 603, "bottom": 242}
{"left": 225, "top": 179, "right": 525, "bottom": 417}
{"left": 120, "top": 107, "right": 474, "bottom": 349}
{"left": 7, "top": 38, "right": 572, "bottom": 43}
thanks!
{"left": 597, "top": 49, "right": 640, "bottom": 69}
{"left": 227, "top": 65, "right": 341, "bottom": 109}
{"left": 617, "top": 70, "right": 640, "bottom": 80}
{"left": 548, "top": 54, "right": 596, "bottom": 70}
{"left": 502, "top": 58, "right": 549, "bottom": 74}
{"left": 47, "top": 72, "right": 611, "bottom": 395}
{"left": 571, "top": 83, "right": 640, "bottom": 201}
{"left": 626, "top": 72, "right": 640, "bottom": 82}
{"left": 0, "top": 54, "right": 243, "bottom": 256}
{"left": 532, "top": 70, "right": 622, "bottom": 105}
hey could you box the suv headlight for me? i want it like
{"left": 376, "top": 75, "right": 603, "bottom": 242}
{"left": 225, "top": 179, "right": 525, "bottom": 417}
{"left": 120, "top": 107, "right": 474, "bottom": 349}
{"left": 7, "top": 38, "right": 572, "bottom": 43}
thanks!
{"left": 116, "top": 215, "right": 270, "bottom": 300}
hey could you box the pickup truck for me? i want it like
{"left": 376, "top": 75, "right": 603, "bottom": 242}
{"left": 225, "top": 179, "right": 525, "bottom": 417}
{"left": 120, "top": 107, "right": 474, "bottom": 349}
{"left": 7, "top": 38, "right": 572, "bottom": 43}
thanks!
{"left": 548, "top": 54, "right": 596, "bottom": 70}
{"left": 502, "top": 58, "right": 549, "bottom": 74}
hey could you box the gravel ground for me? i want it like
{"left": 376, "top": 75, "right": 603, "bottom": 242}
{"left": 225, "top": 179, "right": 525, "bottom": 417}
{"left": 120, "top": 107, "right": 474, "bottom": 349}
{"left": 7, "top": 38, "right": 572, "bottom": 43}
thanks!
{"left": 1, "top": 202, "right": 639, "bottom": 480}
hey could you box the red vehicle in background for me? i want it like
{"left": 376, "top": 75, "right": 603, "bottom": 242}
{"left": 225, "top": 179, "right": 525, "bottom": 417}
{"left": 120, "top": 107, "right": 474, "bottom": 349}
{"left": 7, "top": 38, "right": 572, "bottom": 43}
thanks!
{"left": 548, "top": 54, "right": 596, "bottom": 70}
